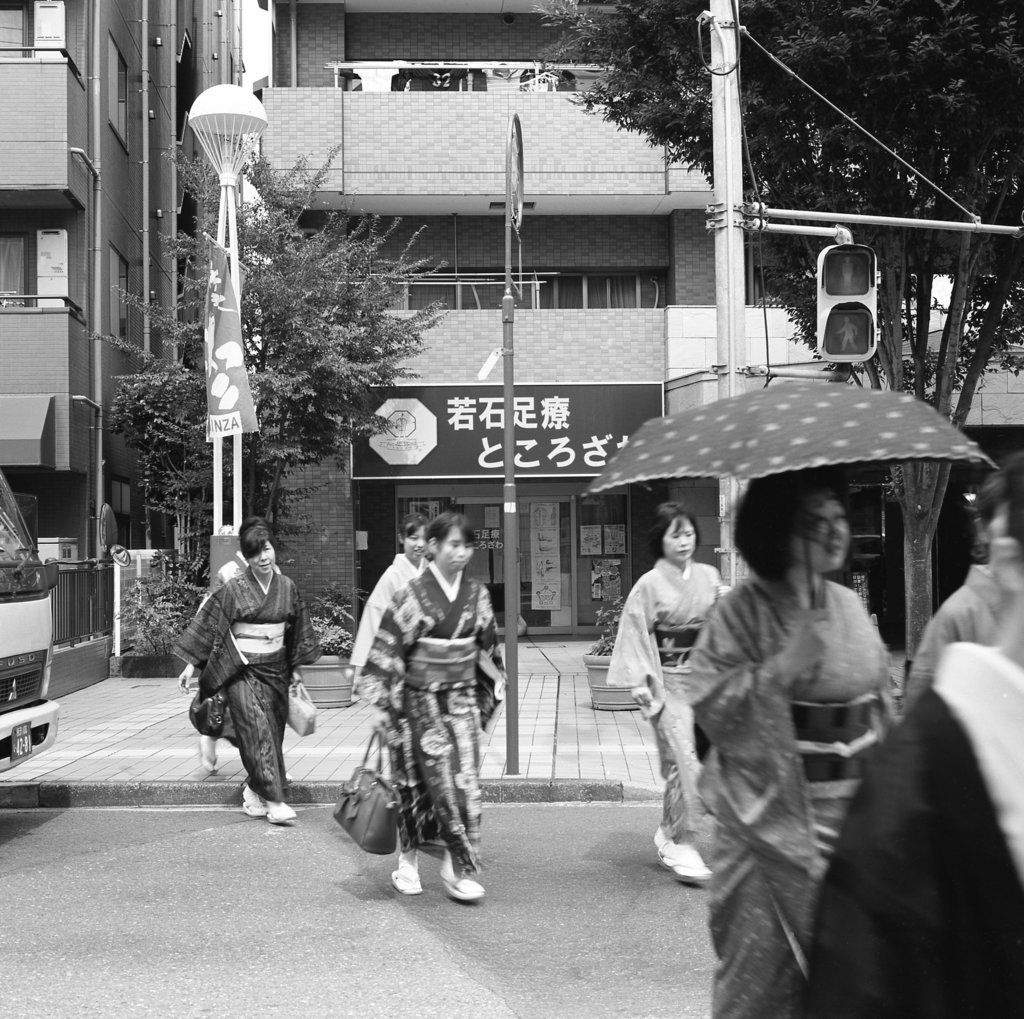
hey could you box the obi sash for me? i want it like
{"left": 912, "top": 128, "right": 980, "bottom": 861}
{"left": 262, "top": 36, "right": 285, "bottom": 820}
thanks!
{"left": 792, "top": 693, "right": 881, "bottom": 782}
{"left": 654, "top": 623, "right": 703, "bottom": 671}
{"left": 406, "top": 636, "right": 477, "bottom": 692}
{"left": 231, "top": 621, "right": 286, "bottom": 655}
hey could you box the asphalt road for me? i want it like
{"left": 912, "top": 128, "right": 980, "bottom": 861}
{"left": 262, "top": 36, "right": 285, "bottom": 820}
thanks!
{"left": 0, "top": 803, "right": 715, "bottom": 1019}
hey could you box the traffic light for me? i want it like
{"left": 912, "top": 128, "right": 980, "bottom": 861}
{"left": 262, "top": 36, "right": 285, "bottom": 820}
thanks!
{"left": 816, "top": 243, "right": 877, "bottom": 362}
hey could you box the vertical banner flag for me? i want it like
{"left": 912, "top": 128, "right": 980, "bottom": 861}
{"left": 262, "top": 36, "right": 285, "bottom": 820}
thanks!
{"left": 204, "top": 241, "right": 259, "bottom": 440}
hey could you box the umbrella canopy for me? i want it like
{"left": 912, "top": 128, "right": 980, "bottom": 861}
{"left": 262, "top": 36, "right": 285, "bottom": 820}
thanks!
{"left": 589, "top": 383, "right": 993, "bottom": 493}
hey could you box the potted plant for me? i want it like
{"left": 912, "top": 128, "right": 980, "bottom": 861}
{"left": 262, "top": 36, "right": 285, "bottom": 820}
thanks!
{"left": 113, "top": 557, "right": 204, "bottom": 678}
{"left": 581, "top": 597, "right": 637, "bottom": 711}
{"left": 304, "top": 583, "right": 357, "bottom": 708}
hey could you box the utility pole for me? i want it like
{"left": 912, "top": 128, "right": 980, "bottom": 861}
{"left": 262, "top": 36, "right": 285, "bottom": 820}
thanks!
{"left": 703, "top": 0, "right": 745, "bottom": 585}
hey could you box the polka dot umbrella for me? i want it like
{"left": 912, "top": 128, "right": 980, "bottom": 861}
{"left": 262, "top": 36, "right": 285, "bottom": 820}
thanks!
{"left": 588, "top": 382, "right": 993, "bottom": 493}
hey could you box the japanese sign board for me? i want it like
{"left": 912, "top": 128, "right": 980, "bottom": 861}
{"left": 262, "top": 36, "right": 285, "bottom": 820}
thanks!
{"left": 352, "top": 384, "right": 663, "bottom": 479}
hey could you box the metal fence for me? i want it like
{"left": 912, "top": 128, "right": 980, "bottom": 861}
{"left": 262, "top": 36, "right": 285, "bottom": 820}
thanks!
{"left": 51, "top": 561, "right": 114, "bottom": 646}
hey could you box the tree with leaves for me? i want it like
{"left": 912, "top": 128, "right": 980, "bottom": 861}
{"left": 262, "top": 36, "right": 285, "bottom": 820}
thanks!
{"left": 547, "top": 0, "right": 1024, "bottom": 652}
{"left": 110, "top": 153, "right": 440, "bottom": 572}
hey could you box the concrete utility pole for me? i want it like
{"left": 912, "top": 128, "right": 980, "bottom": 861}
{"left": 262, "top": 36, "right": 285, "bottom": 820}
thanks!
{"left": 704, "top": 0, "right": 745, "bottom": 585}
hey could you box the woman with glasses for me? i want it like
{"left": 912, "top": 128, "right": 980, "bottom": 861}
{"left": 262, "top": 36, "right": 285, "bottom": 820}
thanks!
{"left": 686, "top": 466, "right": 893, "bottom": 1019}
{"left": 608, "top": 502, "right": 724, "bottom": 885}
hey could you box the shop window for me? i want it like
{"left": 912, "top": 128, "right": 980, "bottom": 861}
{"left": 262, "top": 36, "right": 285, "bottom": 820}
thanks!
{"left": 576, "top": 493, "right": 629, "bottom": 627}
{"left": 0, "top": 234, "right": 26, "bottom": 306}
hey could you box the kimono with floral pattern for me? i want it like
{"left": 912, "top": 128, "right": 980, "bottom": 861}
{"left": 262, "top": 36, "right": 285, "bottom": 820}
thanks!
{"left": 358, "top": 569, "right": 503, "bottom": 874}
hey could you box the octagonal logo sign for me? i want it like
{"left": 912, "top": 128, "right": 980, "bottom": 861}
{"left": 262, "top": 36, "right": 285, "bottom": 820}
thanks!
{"left": 368, "top": 397, "right": 438, "bottom": 465}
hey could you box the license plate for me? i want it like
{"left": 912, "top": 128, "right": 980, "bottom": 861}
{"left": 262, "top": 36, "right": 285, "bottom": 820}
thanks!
{"left": 11, "top": 722, "right": 31, "bottom": 762}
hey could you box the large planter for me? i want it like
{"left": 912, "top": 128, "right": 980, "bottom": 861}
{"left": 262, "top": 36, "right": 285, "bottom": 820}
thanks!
{"left": 111, "top": 654, "right": 185, "bottom": 678}
{"left": 303, "top": 656, "right": 355, "bottom": 708}
{"left": 582, "top": 653, "right": 638, "bottom": 711}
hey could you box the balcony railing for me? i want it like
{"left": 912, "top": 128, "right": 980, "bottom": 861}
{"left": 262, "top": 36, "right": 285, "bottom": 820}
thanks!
{"left": 0, "top": 294, "right": 84, "bottom": 316}
{"left": 0, "top": 46, "right": 81, "bottom": 77}
{"left": 322, "top": 60, "right": 604, "bottom": 92}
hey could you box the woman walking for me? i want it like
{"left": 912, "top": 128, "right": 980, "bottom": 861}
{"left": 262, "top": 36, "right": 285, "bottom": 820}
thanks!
{"left": 608, "top": 502, "right": 722, "bottom": 884}
{"left": 175, "top": 518, "right": 320, "bottom": 826}
{"left": 349, "top": 512, "right": 427, "bottom": 682}
{"left": 358, "top": 511, "right": 504, "bottom": 903}
{"left": 687, "top": 467, "right": 892, "bottom": 1018}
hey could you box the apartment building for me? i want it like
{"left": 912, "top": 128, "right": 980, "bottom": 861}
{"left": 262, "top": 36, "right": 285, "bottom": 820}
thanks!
{"left": 0, "top": 0, "right": 238, "bottom": 562}
{"left": 258, "top": 0, "right": 813, "bottom": 635}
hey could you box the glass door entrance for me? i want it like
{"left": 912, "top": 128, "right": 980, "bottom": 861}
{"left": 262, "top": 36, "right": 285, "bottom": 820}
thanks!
{"left": 396, "top": 490, "right": 630, "bottom": 636}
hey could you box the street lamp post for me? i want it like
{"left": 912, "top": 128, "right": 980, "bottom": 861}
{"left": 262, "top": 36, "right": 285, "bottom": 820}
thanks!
{"left": 502, "top": 114, "right": 524, "bottom": 776}
{"left": 187, "top": 84, "right": 267, "bottom": 542}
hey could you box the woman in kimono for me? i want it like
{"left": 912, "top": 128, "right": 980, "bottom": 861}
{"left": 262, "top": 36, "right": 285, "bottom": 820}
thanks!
{"left": 807, "top": 456, "right": 1024, "bottom": 1017}
{"left": 686, "top": 467, "right": 892, "bottom": 1019}
{"left": 349, "top": 512, "right": 427, "bottom": 681}
{"left": 608, "top": 502, "right": 723, "bottom": 884}
{"left": 175, "top": 519, "right": 320, "bottom": 826}
{"left": 360, "top": 511, "right": 504, "bottom": 904}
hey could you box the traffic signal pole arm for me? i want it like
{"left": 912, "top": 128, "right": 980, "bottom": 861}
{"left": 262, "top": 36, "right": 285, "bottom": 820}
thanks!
{"left": 744, "top": 204, "right": 1024, "bottom": 239}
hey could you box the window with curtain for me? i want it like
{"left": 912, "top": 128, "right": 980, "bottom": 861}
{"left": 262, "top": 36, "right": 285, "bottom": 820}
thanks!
{"left": 0, "top": 235, "right": 25, "bottom": 305}
{"left": 108, "top": 36, "right": 128, "bottom": 143}
{"left": 0, "top": 6, "right": 25, "bottom": 51}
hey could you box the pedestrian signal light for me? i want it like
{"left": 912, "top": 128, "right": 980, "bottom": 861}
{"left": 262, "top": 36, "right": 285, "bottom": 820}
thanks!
{"left": 816, "top": 244, "right": 877, "bottom": 363}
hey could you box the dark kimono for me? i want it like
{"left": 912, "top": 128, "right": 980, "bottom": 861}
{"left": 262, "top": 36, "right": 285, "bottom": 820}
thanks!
{"left": 357, "top": 568, "right": 504, "bottom": 876}
{"left": 174, "top": 569, "right": 320, "bottom": 802}
{"left": 808, "top": 643, "right": 1024, "bottom": 1018}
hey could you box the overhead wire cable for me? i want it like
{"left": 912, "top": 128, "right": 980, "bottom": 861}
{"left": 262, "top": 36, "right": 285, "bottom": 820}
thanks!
{"left": 740, "top": 28, "right": 980, "bottom": 223}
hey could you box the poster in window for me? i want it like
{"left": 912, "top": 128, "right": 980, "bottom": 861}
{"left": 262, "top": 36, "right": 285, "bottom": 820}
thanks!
{"left": 531, "top": 502, "right": 559, "bottom": 529}
{"left": 532, "top": 527, "right": 559, "bottom": 554}
{"left": 600, "top": 559, "right": 622, "bottom": 601}
{"left": 484, "top": 505, "right": 500, "bottom": 529}
{"left": 532, "top": 580, "right": 561, "bottom": 610}
{"left": 603, "top": 524, "right": 626, "bottom": 555}
{"left": 579, "top": 525, "right": 602, "bottom": 556}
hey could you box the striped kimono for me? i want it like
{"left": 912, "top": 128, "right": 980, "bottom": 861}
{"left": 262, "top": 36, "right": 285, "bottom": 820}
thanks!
{"left": 174, "top": 569, "right": 320, "bottom": 802}
{"left": 686, "top": 576, "right": 892, "bottom": 1019}
{"left": 358, "top": 569, "right": 504, "bottom": 876}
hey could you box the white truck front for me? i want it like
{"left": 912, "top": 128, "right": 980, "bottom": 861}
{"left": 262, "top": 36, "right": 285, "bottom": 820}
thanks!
{"left": 0, "top": 467, "right": 60, "bottom": 772}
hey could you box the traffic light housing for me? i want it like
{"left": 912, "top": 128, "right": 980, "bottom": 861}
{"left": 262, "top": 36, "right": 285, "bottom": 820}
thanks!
{"left": 816, "top": 243, "right": 877, "bottom": 362}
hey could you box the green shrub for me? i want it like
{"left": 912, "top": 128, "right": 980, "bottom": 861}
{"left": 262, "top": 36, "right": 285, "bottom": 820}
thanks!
{"left": 309, "top": 582, "right": 357, "bottom": 657}
{"left": 587, "top": 596, "right": 624, "bottom": 656}
{"left": 122, "top": 555, "right": 204, "bottom": 655}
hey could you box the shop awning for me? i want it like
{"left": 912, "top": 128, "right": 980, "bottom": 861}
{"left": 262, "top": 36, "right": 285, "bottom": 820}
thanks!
{"left": 0, "top": 395, "right": 56, "bottom": 468}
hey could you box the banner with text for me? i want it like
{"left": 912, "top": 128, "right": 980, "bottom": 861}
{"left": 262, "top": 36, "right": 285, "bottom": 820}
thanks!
{"left": 204, "top": 241, "right": 258, "bottom": 440}
{"left": 352, "top": 383, "right": 663, "bottom": 479}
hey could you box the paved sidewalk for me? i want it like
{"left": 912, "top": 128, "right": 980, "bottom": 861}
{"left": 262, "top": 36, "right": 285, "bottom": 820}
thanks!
{"left": 0, "top": 639, "right": 667, "bottom": 808}
{"left": 1, "top": 638, "right": 907, "bottom": 810}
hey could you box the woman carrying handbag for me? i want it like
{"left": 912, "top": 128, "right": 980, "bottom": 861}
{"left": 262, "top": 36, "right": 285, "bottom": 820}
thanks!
{"left": 357, "top": 511, "right": 505, "bottom": 904}
{"left": 175, "top": 519, "right": 320, "bottom": 826}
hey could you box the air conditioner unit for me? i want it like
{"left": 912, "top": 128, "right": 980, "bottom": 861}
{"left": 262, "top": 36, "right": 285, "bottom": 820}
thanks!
{"left": 37, "top": 229, "right": 68, "bottom": 309}
{"left": 33, "top": 1, "right": 66, "bottom": 51}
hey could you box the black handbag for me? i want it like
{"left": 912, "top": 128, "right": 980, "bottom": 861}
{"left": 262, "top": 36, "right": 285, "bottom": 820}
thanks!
{"left": 187, "top": 633, "right": 246, "bottom": 738}
{"left": 189, "top": 688, "right": 228, "bottom": 738}
{"left": 333, "top": 727, "right": 398, "bottom": 855}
